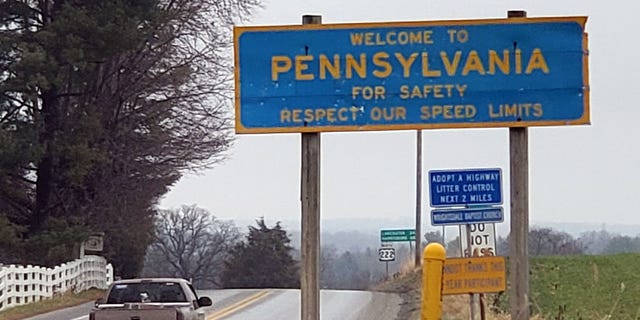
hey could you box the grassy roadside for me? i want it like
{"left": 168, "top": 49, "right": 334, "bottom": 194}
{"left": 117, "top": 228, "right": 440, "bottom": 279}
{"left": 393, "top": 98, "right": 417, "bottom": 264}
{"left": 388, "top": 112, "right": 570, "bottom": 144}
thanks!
{"left": 374, "top": 268, "right": 517, "bottom": 320}
{"left": 375, "top": 253, "right": 640, "bottom": 320}
{"left": 0, "top": 289, "right": 105, "bottom": 320}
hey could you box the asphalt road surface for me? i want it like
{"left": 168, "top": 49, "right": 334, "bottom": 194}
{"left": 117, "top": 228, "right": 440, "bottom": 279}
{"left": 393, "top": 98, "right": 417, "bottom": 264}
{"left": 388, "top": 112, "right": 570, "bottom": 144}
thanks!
{"left": 21, "top": 301, "right": 95, "bottom": 320}
{"left": 21, "top": 289, "right": 401, "bottom": 320}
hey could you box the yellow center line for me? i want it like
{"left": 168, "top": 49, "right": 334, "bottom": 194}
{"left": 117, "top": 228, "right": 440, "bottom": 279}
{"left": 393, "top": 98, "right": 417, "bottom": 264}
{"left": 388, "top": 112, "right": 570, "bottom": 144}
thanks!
{"left": 207, "top": 290, "right": 270, "bottom": 320}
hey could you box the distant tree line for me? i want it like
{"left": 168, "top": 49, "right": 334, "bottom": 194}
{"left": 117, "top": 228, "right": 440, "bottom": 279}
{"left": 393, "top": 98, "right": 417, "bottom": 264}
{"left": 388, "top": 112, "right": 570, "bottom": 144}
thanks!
{"left": 141, "top": 205, "right": 414, "bottom": 290}
{"left": 320, "top": 244, "right": 411, "bottom": 290}
{"left": 429, "top": 227, "right": 640, "bottom": 257}
{"left": 142, "top": 209, "right": 640, "bottom": 290}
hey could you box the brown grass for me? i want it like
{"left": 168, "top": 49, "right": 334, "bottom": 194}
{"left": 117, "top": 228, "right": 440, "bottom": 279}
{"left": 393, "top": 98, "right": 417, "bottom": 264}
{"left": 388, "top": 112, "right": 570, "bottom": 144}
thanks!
{"left": 374, "top": 267, "right": 544, "bottom": 320}
{"left": 441, "top": 295, "right": 544, "bottom": 320}
{"left": 0, "top": 289, "right": 105, "bottom": 320}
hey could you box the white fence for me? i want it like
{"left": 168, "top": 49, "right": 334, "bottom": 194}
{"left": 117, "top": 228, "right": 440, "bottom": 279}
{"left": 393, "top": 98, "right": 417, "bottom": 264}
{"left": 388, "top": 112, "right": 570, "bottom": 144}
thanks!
{"left": 0, "top": 255, "right": 113, "bottom": 311}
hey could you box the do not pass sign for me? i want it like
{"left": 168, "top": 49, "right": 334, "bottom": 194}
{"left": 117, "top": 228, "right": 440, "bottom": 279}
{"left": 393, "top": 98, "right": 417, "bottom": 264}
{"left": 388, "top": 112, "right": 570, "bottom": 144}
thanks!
{"left": 460, "top": 223, "right": 496, "bottom": 257}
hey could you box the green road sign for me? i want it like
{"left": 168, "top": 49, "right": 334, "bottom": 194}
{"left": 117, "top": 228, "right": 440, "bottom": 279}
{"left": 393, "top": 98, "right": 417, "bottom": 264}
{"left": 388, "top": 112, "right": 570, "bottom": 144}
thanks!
{"left": 381, "top": 229, "right": 416, "bottom": 242}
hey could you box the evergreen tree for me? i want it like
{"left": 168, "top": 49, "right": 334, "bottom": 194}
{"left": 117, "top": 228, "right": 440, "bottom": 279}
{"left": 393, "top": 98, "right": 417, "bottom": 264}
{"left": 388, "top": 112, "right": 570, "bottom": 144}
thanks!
{"left": 0, "top": 0, "right": 259, "bottom": 271}
{"left": 221, "top": 218, "right": 300, "bottom": 288}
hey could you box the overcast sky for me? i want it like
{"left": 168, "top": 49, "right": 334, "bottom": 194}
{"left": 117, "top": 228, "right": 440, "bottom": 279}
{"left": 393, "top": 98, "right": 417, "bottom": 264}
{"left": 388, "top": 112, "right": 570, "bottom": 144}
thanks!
{"left": 159, "top": 0, "right": 639, "bottom": 231}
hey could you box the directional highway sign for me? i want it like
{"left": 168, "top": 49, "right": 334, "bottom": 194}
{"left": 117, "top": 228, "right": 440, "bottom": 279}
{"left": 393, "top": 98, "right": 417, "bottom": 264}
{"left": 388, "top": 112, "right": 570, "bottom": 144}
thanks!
{"left": 381, "top": 229, "right": 416, "bottom": 242}
{"left": 429, "top": 168, "right": 502, "bottom": 207}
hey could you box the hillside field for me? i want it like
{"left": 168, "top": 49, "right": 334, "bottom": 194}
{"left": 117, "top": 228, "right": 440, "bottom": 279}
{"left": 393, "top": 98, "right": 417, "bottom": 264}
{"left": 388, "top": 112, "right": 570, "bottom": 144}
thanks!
{"left": 527, "top": 253, "right": 640, "bottom": 319}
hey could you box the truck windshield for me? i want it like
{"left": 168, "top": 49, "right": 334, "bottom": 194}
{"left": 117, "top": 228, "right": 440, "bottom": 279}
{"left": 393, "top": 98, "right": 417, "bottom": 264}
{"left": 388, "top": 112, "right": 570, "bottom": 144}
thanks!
{"left": 107, "top": 282, "right": 187, "bottom": 303}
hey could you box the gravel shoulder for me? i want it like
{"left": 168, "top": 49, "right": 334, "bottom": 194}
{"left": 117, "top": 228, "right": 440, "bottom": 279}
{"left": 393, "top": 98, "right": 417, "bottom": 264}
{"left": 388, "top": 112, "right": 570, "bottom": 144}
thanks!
{"left": 371, "top": 269, "right": 422, "bottom": 320}
{"left": 354, "top": 291, "right": 403, "bottom": 320}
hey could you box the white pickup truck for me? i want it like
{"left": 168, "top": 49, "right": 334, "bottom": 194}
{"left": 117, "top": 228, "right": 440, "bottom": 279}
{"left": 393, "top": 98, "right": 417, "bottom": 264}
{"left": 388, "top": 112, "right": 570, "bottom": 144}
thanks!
{"left": 89, "top": 278, "right": 212, "bottom": 320}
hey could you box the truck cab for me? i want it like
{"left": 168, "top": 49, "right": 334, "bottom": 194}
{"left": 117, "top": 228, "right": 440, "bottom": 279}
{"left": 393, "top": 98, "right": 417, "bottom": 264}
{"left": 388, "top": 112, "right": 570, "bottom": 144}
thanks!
{"left": 90, "top": 278, "right": 212, "bottom": 320}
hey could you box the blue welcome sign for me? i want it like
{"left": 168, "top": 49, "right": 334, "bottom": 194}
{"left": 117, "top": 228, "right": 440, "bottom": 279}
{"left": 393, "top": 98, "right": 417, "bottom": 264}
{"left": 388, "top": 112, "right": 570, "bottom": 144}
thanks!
{"left": 234, "top": 17, "right": 589, "bottom": 133}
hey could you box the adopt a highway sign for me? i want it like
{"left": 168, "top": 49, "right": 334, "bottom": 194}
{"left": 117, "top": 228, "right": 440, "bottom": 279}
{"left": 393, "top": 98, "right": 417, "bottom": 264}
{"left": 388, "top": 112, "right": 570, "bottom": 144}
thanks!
{"left": 429, "top": 168, "right": 502, "bottom": 207}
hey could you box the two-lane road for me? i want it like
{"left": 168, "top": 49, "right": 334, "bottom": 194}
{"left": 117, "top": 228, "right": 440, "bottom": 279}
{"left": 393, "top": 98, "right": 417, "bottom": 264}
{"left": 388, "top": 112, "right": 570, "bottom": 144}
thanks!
{"left": 203, "top": 289, "right": 401, "bottom": 320}
{"left": 22, "top": 289, "right": 401, "bottom": 320}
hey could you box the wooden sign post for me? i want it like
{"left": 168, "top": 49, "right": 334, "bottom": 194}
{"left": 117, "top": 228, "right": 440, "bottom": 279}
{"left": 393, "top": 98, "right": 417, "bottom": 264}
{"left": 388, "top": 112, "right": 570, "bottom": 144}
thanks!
{"left": 508, "top": 9, "right": 531, "bottom": 320}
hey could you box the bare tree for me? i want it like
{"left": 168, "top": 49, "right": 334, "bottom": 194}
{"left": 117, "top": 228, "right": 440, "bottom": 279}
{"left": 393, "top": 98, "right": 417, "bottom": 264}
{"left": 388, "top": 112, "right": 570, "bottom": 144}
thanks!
{"left": 529, "top": 227, "right": 584, "bottom": 256}
{"left": 143, "top": 205, "right": 240, "bottom": 288}
{"left": 424, "top": 230, "right": 444, "bottom": 244}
